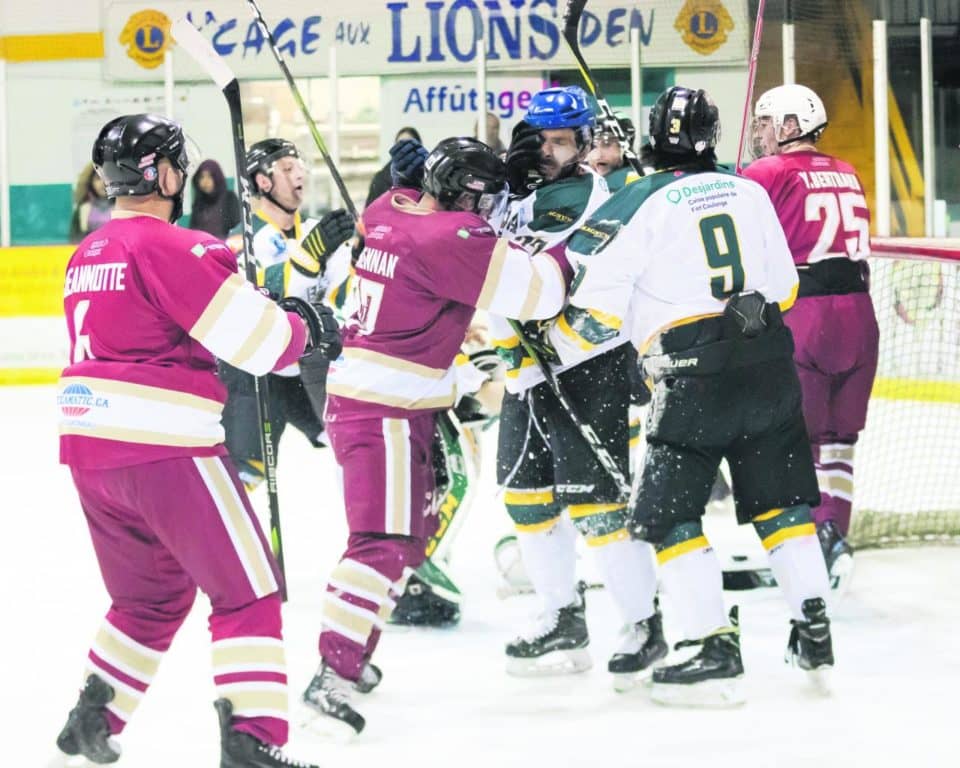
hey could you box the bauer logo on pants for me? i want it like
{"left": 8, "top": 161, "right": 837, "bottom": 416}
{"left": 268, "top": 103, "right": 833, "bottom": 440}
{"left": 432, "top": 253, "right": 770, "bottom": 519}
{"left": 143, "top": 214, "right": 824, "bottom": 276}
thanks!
{"left": 120, "top": 9, "right": 172, "bottom": 69}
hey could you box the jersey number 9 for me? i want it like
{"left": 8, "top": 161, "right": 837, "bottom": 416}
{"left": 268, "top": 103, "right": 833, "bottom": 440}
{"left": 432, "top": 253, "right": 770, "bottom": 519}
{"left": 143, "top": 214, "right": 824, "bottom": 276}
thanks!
{"left": 699, "top": 214, "right": 745, "bottom": 300}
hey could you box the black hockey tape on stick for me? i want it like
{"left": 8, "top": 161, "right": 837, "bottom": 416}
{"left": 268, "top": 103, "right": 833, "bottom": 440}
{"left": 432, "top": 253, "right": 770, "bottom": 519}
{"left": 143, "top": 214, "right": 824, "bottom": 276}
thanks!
{"left": 735, "top": 0, "right": 767, "bottom": 173}
{"left": 171, "top": 18, "right": 288, "bottom": 600}
{"left": 244, "top": 0, "right": 362, "bottom": 229}
{"left": 508, "top": 319, "right": 631, "bottom": 501}
{"left": 561, "top": 0, "right": 644, "bottom": 177}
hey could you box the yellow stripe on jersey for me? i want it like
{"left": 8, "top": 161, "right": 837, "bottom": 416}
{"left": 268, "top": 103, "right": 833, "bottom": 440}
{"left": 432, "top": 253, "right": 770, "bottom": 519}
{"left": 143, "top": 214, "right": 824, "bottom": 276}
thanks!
{"left": 556, "top": 313, "right": 595, "bottom": 351}
{"left": 779, "top": 280, "right": 799, "bottom": 313}
{"left": 588, "top": 307, "right": 623, "bottom": 331}
{"left": 638, "top": 312, "right": 723, "bottom": 355}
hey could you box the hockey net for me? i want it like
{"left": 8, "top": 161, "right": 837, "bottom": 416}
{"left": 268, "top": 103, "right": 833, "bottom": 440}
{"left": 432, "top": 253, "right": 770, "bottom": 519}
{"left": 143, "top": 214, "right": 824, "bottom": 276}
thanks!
{"left": 851, "top": 238, "right": 960, "bottom": 548}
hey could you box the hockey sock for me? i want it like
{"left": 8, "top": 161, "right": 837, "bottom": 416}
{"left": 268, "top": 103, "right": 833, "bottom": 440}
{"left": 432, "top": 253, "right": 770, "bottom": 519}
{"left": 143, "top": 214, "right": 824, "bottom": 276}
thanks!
{"left": 656, "top": 521, "right": 728, "bottom": 640}
{"left": 82, "top": 604, "right": 190, "bottom": 735}
{"left": 812, "top": 442, "right": 855, "bottom": 534}
{"left": 210, "top": 594, "right": 289, "bottom": 747}
{"left": 515, "top": 515, "right": 579, "bottom": 612}
{"left": 568, "top": 502, "right": 658, "bottom": 624}
{"left": 753, "top": 505, "right": 830, "bottom": 621}
{"left": 590, "top": 536, "right": 658, "bottom": 625}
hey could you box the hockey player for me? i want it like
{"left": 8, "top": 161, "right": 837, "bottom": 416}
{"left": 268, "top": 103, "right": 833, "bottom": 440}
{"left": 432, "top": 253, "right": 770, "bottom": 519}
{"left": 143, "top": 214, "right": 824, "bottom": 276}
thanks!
{"left": 744, "top": 84, "right": 878, "bottom": 591}
{"left": 546, "top": 86, "right": 833, "bottom": 706}
{"left": 490, "top": 86, "right": 663, "bottom": 685}
{"left": 586, "top": 114, "right": 640, "bottom": 192}
{"left": 300, "top": 137, "right": 571, "bottom": 736}
{"left": 54, "top": 114, "right": 338, "bottom": 767}
{"left": 221, "top": 138, "right": 354, "bottom": 490}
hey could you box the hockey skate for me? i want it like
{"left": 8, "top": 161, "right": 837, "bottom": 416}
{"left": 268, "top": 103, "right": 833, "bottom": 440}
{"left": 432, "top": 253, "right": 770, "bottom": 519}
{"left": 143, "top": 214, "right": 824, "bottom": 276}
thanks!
{"left": 650, "top": 607, "right": 745, "bottom": 708}
{"left": 608, "top": 604, "right": 669, "bottom": 692}
{"left": 53, "top": 674, "right": 121, "bottom": 766}
{"left": 216, "top": 698, "right": 318, "bottom": 768}
{"left": 786, "top": 597, "right": 834, "bottom": 695}
{"left": 354, "top": 661, "right": 382, "bottom": 694}
{"left": 301, "top": 662, "right": 365, "bottom": 740}
{"left": 817, "top": 520, "right": 854, "bottom": 596}
{"left": 389, "top": 560, "right": 461, "bottom": 627}
{"left": 505, "top": 591, "right": 591, "bottom": 676}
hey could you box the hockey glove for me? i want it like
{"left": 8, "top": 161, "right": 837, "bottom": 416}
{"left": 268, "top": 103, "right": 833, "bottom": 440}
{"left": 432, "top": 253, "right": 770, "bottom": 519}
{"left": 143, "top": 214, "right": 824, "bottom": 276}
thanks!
{"left": 505, "top": 121, "right": 543, "bottom": 196}
{"left": 390, "top": 138, "right": 429, "bottom": 189}
{"left": 277, "top": 296, "right": 343, "bottom": 361}
{"left": 518, "top": 319, "right": 561, "bottom": 366}
{"left": 299, "top": 209, "right": 355, "bottom": 275}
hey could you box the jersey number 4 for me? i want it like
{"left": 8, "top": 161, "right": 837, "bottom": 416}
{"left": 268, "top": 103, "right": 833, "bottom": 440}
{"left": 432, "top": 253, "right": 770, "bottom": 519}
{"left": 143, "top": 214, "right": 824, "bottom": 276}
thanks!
{"left": 71, "top": 299, "right": 95, "bottom": 363}
{"left": 699, "top": 214, "right": 745, "bottom": 300}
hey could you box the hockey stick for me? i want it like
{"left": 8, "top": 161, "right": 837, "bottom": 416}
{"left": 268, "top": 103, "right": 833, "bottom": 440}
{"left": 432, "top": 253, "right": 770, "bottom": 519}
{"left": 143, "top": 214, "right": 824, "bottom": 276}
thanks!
{"left": 735, "top": 0, "right": 767, "bottom": 173}
{"left": 244, "top": 0, "right": 361, "bottom": 225}
{"left": 508, "top": 320, "right": 631, "bottom": 500}
{"left": 561, "top": 0, "right": 644, "bottom": 177}
{"left": 171, "top": 17, "right": 288, "bottom": 599}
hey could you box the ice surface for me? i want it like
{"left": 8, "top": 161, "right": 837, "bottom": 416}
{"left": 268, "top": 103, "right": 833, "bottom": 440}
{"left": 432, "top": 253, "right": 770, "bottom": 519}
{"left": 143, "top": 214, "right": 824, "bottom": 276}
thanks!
{"left": 4, "top": 386, "right": 956, "bottom": 768}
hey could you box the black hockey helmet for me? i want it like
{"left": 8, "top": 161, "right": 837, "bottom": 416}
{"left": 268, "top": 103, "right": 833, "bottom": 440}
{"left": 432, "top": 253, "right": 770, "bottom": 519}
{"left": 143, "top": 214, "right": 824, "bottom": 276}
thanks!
{"left": 245, "top": 138, "right": 300, "bottom": 188}
{"left": 92, "top": 113, "right": 190, "bottom": 199}
{"left": 649, "top": 86, "right": 720, "bottom": 157}
{"left": 422, "top": 137, "right": 508, "bottom": 216}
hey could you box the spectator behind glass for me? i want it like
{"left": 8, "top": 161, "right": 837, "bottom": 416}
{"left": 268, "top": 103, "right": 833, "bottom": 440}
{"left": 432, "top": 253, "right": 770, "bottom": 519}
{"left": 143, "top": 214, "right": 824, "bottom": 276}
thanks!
{"left": 366, "top": 126, "right": 422, "bottom": 207}
{"left": 475, "top": 111, "right": 506, "bottom": 156}
{"left": 69, "top": 163, "right": 112, "bottom": 243}
{"left": 189, "top": 159, "right": 241, "bottom": 238}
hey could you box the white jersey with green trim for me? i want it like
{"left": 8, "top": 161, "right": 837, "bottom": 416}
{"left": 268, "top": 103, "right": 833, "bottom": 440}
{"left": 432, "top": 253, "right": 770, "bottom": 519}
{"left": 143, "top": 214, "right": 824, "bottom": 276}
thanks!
{"left": 227, "top": 209, "right": 351, "bottom": 375}
{"left": 228, "top": 210, "right": 349, "bottom": 308}
{"left": 490, "top": 166, "right": 613, "bottom": 394}
{"left": 546, "top": 168, "right": 799, "bottom": 364}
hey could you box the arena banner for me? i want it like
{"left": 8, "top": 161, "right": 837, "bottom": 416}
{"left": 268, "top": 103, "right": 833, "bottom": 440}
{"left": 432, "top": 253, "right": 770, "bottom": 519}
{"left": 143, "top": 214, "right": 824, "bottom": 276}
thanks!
{"left": 0, "top": 246, "right": 72, "bottom": 384}
{"left": 103, "top": 0, "right": 749, "bottom": 82}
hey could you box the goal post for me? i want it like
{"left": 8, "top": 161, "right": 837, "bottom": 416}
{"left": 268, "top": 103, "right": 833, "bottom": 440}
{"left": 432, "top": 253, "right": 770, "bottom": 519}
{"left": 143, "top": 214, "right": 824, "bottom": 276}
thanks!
{"left": 851, "top": 238, "right": 960, "bottom": 547}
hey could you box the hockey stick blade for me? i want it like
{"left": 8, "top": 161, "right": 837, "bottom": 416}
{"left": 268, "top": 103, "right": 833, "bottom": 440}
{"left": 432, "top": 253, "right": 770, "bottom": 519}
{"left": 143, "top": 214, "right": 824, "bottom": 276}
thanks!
{"left": 171, "top": 17, "right": 235, "bottom": 91}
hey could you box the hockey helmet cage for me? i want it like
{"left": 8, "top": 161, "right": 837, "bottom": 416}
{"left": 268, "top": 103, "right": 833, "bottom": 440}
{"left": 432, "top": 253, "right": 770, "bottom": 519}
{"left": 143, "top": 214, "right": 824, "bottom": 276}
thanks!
{"left": 754, "top": 84, "right": 828, "bottom": 145}
{"left": 245, "top": 138, "right": 301, "bottom": 188}
{"left": 649, "top": 86, "right": 720, "bottom": 157}
{"left": 422, "top": 137, "right": 508, "bottom": 217}
{"left": 93, "top": 114, "right": 190, "bottom": 199}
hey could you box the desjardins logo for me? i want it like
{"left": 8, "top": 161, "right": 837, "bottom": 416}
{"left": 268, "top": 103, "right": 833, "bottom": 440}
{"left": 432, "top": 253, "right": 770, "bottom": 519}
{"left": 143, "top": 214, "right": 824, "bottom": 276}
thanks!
{"left": 120, "top": 9, "right": 172, "bottom": 69}
{"left": 674, "top": 0, "right": 735, "bottom": 56}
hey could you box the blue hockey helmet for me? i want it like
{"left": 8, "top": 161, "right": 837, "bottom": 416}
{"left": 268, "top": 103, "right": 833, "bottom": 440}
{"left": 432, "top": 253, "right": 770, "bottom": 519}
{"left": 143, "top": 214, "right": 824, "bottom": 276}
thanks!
{"left": 525, "top": 86, "right": 597, "bottom": 131}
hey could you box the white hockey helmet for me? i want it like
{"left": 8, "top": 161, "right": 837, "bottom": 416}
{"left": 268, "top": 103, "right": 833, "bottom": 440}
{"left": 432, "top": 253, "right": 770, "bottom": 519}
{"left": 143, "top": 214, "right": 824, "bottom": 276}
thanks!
{"left": 754, "top": 84, "right": 827, "bottom": 145}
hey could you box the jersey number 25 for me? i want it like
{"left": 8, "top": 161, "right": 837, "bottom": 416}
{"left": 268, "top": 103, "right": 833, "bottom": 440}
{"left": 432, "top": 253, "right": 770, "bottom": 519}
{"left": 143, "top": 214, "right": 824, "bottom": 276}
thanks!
{"left": 805, "top": 191, "right": 869, "bottom": 262}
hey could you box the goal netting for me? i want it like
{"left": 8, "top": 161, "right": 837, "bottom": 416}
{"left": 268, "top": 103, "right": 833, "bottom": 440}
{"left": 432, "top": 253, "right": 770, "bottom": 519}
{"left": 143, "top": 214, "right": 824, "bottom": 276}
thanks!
{"left": 851, "top": 238, "right": 960, "bottom": 547}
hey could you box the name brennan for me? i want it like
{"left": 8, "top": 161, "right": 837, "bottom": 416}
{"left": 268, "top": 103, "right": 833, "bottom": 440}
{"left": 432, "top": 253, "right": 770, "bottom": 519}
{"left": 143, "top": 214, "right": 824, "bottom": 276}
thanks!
{"left": 64, "top": 262, "right": 127, "bottom": 297}
{"left": 356, "top": 247, "right": 399, "bottom": 279}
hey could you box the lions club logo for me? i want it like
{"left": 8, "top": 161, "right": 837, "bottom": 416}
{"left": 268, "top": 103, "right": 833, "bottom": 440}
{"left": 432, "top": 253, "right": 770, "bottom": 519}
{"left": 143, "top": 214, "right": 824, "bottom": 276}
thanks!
{"left": 675, "top": 0, "right": 735, "bottom": 56}
{"left": 119, "top": 9, "right": 172, "bottom": 69}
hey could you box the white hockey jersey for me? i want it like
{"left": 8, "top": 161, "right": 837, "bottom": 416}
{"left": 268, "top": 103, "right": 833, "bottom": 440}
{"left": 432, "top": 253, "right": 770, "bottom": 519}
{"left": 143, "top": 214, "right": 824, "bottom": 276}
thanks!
{"left": 491, "top": 167, "right": 611, "bottom": 393}
{"left": 228, "top": 208, "right": 351, "bottom": 375}
{"left": 547, "top": 168, "right": 798, "bottom": 362}
{"left": 228, "top": 209, "right": 351, "bottom": 308}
